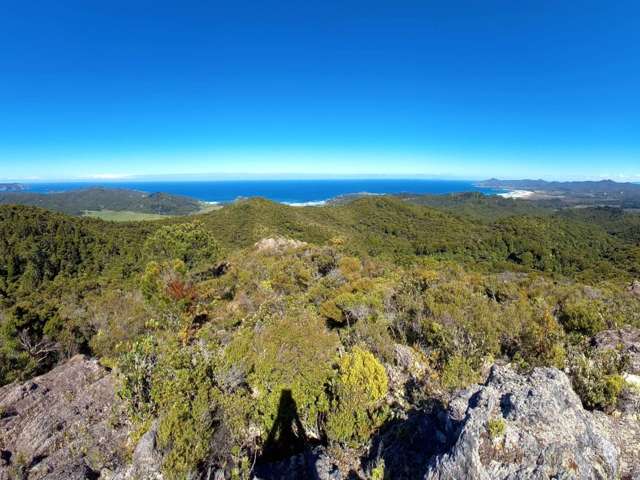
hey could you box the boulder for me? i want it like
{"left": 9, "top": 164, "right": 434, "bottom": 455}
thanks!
{"left": 0, "top": 355, "right": 129, "bottom": 480}
{"left": 254, "top": 237, "right": 307, "bottom": 254}
{"left": 424, "top": 365, "right": 619, "bottom": 479}
{"left": 113, "top": 421, "right": 163, "bottom": 480}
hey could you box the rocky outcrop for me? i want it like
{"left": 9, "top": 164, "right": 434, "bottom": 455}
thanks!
{"left": 424, "top": 365, "right": 620, "bottom": 480}
{"left": 0, "top": 355, "right": 129, "bottom": 480}
{"left": 254, "top": 237, "right": 307, "bottom": 253}
{"left": 113, "top": 421, "right": 163, "bottom": 480}
{"left": 252, "top": 446, "right": 343, "bottom": 480}
{"left": 591, "top": 327, "right": 640, "bottom": 478}
{"left": 2, "top": 356, "right": 638, "bottom": 480}
{"left": 592, "top": 326, "right": 640, "bottom": 375}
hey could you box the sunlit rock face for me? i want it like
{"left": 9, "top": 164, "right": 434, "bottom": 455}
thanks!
{"left": 0, "top": 355, "right": 129, "bottom": 480}
{"left": 424, "top": 365, "right": 619, "bottom": 480}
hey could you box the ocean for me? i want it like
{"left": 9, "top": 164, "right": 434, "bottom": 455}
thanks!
{"left": 21, "top": 179, "right": 505, "bottom": 205}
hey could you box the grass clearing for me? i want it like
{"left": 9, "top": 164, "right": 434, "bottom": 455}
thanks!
{"left": 83, "top": 210, "right": 171, "bottom": 222}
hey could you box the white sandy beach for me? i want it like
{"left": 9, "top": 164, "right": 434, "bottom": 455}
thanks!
{"left": 498, "top": 190, "right": 535, "bottom": 199}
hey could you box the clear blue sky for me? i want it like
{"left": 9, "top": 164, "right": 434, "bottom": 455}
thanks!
{"left": 1, "top": 1, "right": 639, "bottom": 181}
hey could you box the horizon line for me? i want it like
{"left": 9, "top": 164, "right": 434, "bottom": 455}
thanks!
{"left": 3, "top": 173, "right": 640, "bottom": 184}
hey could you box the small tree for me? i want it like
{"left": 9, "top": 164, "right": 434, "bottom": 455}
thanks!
{"left": 143, "top": 222, "right": 220, "bottom": 269}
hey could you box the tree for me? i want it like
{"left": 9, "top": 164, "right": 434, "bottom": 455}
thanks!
{"left": 143, "top": 222, "right": 220, "bottom": 268}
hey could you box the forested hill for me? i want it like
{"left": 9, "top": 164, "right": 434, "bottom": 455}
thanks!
{"left": 0, "top": 187, "right": 203, "bottom": 216}
{"left": 478, "top": 178, "right": 640, "bottom": 193}
{"left": 476, "top": 178, "right": 640, "bottom": 207}
{"left": 2, "top": 197, "right": 640, "bottom": 478}
{"left": 2, "top": 196, "right": 639, "bottom": 302}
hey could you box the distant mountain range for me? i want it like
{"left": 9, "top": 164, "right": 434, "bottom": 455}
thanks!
{"left": 478, "top": 178, "right": 640, "bottom": 194}
{"left": 0, "top": 187, "right": 203, "bottom": 216}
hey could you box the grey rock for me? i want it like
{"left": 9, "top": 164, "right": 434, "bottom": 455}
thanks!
{"left": 424, "top": 365, "right": 620, "bottom": 480}
{"left": 592, "top": 326, "right": 640, "bottom": 374}
{"left": 113, "top": 421, "right": 164, "bottom": 480}
{"left": 254, "top": 237, "right": 307, "bottom": 254}
{"left": 0, "top": 355, "right": 129, "bottom": 480}
{"left": 252, "top": 446, "right": 342, "bottom": 480}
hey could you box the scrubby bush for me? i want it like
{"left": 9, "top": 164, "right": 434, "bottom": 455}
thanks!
{"left": 560, "top": 297, "right": 605, "bottom": 335}
{"left": 508, "top": 300, "right": 566, "bottom": 370}
{"left": 486, "top": 417, "right": 506, "bottom": 439}
{"left": 325, "top": 347, "right": 389, "bottom": 446}
{"left": 440, "top": 354, "right": 479, "bottom": 390}
{"left": 151, "top": 340, "right": 220, "bottom": 479}
{"left": 117, "top": 335, "right": 158, "bottom": 424}
{"left": 569, "top": 350, "right": 626, "bottom": 412}
{"left": 224, "top": 306, "right": 339, "bottom": 440}
{"left": 143, "top": 221, "right": 220, "bottom": 268}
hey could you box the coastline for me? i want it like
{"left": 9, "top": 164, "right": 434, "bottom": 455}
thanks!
{"left": 498, "top": 189, "right": 535, "bottom": 199}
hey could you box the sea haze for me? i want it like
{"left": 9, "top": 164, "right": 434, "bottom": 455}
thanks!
{"left": 22, "top": 179, "right": 505, "bottom": 205}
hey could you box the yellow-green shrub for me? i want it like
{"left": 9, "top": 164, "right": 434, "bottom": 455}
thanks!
{"left": 560, "top": 297, "right": 605, "bottom": 335}
{"left": 570, "top": 350, "right": 626, "bottom": 412}
{"left": 325, "top": 347, "right": 389, "bottom": 446}
{"left": 224, "top": 306, "right": 339, "bottom": 438}
{"left": 440, "top": 354, "right": 479, "bottom": 390}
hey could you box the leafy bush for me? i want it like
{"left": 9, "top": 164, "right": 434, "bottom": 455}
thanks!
{"left": 569, "top": 350, "right": 626, "bottom": 412}
{"left": 560, "top": 297, "right": 606, "bottom": 335}
{"left": 117, "top": 335, "right": 158, "bottom": 424}
{"left": 440, "top": 354, "right": 479, "bottom": 390}
{"left": 224, "top": 306, "right": 339, "bottom": 439}
{"left": 325, "top": 347, "right": 389, "bottom": 446}
{"left": 143, "top": 221, "right": 220, "bottom": 268}
{"left": 151, "top": 341, "right": 220, "bottom": 479}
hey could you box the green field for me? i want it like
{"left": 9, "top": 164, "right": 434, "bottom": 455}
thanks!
{"left": 83, "top": 202, "right": 221, "bottom": 221}
{"left": 82, "top": 210, "right": 170, "bottom": 221}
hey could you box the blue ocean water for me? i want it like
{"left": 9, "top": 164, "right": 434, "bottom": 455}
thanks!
{"left": 22, "top": 179, "right": 504, "bottom": 205}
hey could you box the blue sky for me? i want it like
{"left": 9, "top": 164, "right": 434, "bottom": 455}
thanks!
{"left": 0, "top": 1, "right": 639, "bottom": 181}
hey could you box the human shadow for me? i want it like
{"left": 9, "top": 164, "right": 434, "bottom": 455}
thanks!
{"left": 260, "top": 389, "right": 308, "bottom": 463}
{"left": 362, "top": 398, "right": 457, "bottom": 479}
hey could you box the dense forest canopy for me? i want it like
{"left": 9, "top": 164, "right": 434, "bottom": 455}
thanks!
{"left": 1, "top": 193, "right": 639, "bottom": 478}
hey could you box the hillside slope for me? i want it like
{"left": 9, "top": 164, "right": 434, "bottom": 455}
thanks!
{"left": 0, "top": 187, "right": 203, "bottom": 216}
{"left": 1, "top": 199, "right": 640, "bottom": 479}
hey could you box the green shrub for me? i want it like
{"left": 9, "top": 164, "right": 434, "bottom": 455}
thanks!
{"left": 224, "top": 306, "right": 339, "bottom": 439}
{"left": 514, "top": 303, "right": 566, "bottom": 369}
{"left": 486, "top": 417, "right": 506, "bottom": 439}
{"left": 325, "top": 347, "right": 389, "bottom": 446}
{"left": 143, "top": 221, "right": 220, "bottom": 268}
{"left": 440, "top": 354, "right": 479, "bottom": 390}
{"left": 570, "top": 351, "right": 625, "bottom": 411}
{"left": 151, "top": 341, "right": 220, "bottom": 479}
{"left": 117, "top": 335, "right": 158, "bottom": 424}
{"left": 560, "top": 297, "right": 605, "bottom": 335}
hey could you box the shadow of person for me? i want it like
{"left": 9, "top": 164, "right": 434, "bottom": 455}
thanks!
{"left": 261, "top": 389, "right": 308, "bottom": 463}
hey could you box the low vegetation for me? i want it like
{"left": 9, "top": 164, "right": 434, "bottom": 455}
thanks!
{"left": 1, "top": 193, "right": 639, "bottom": 478}
{"left": 83, "top": 210, "right": 170, "bottom": 222}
